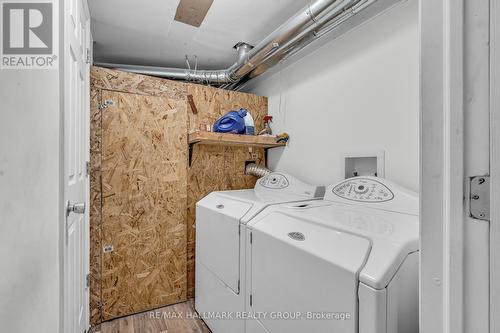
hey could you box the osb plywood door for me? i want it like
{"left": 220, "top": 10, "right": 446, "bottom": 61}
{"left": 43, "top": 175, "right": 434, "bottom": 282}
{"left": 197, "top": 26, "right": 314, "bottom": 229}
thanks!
{"left": 89, "top": 66, "right": 269, "bottom": 318}
{"left": 186, "top": 84, "right": 268, "bottom": 297}
{"left": 100, "top": 89, "right": 187, "bottom": 321}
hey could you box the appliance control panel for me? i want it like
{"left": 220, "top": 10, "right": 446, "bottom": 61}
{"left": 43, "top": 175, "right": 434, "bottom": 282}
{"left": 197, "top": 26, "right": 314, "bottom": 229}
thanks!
{"left": 332, "top": 177, "right": 394, "bottom": 202}
{"left": 259, "top": 173, "right": 290, "bottom": 189}
{"left": 254, "top": 172, "right": 325, "bottom": 198}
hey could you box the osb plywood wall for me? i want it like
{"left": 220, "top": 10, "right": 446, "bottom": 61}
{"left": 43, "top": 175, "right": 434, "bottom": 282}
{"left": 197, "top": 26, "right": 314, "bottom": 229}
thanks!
{"left": 90, "top": 67, "right": 268, "bottom": 325}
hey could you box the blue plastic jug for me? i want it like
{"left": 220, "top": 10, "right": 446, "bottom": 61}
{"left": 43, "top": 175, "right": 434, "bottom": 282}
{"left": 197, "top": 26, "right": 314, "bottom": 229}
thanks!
{"left": 213, "top": 109, "right": 247, "bottom": 134}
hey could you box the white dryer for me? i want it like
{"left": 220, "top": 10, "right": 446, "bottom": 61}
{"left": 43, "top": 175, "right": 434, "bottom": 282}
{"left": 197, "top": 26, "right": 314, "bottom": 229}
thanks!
{"left": 245, "top": 176, "right": 419, "bottom": 333}
{"left": 195, "top": 172, "right": 324, "bottom": 333}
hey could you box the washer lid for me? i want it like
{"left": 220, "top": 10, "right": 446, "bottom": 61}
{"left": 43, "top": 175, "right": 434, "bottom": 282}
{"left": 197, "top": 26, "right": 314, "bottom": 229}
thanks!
{"left": 249, "top": 201, "right": 418, "bottom": 289}
{"left": 250, "top": 211, "right": 371, "bottom": 274}
{"left": 249, "top": 212, "right": 370, "bottom": 332}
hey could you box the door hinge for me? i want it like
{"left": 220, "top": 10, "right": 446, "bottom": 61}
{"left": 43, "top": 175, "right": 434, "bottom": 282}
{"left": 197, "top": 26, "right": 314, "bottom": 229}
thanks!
{"left": 469, "top": 175, "right": 490, "bottom": 221}
{"left": 97, "top": 99, "right": 113, "bottom": 110}
{"left": 238, "top": 279, "right": 240, "bottom": 292}
{"left": 250, "top": 232, "right": 253, "bottom": 244}
{"left": 250, "top": 294, "right": 253, "bottom": 306}
{"left": 86, "top": 161, "right": 90, "bottom": 177}
{"left": 103, "top": 244, "right": 114, "bottom": 253}
{"left": 86, "top": 48, "right": 91, "bottom": 64}
{"left": 86, "top": 273, "right": 90, "bottom": 288}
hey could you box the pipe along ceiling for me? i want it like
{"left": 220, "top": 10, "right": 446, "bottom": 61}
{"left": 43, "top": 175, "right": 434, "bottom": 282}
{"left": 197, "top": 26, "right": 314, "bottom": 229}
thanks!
{"left": 95, "top": 0, "right": 376, "bottom": 90}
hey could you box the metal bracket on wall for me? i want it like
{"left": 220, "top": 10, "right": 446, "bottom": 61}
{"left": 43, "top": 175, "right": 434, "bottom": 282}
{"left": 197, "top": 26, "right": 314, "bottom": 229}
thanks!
{"left": 86, "top": 48, "right": 92, "bottom": 64}
{"left": 188, "top": 143, "right": 194, "bottom": 167}
{"left": 96, "top": 300, "right": 105, "bottom": 319}
{"left": 469, "top": 175, "right": 490, "bottom": 221}
{"left": 188, "top": 142, "right": 275, "bottom": 167}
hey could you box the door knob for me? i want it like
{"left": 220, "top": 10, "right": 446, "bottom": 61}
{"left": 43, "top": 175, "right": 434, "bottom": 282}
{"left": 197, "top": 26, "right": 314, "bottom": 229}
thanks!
{"left": 66, "top": 201, "right": 86, "bottom": 216}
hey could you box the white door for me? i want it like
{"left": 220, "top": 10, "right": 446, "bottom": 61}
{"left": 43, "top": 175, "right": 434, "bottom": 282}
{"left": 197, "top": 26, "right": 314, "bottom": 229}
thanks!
{"left": 63, "top": 0, "right": 91, "bottom": 332}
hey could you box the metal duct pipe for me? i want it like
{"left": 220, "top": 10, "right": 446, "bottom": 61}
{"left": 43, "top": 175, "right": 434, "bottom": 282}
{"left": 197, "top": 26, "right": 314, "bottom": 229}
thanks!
{"left": 228, "top": 0, "right": 374, "bottom": 89}
{"left": 94, "top": 62, "right": 232, "bottom": 83}
{"left": 281, "top": 0, "right": 375, "bottom": 58}
{"left": 261, "top": 0, "right": 364, "bottom": 63}
{"left": 95, "top": 0, "right": 370, "bottom": 86}
{"left": 234, "top": 42, "right": 254, "bottom": 63}
{"left": 223, "top": 0, "right": 364, "bottom": 88}
{"left": 245, "top": 163, "right": 272, "bottom": 178}
{"left": 226, "top": 0, "right": 360, "bottom": 81}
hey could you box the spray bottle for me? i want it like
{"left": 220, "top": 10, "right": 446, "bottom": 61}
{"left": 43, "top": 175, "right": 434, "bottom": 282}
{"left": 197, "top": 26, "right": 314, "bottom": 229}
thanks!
{"left": 259, "top": 115, "right": 273, "bottom": 135}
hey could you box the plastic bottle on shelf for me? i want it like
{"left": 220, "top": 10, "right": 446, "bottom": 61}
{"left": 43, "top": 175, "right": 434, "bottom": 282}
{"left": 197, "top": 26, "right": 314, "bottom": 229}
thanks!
{"left": 241, "top": 108, "right": 254, "bottom": 135}
{"left": 213, "top": 109, "right": 246, "bottom": 134}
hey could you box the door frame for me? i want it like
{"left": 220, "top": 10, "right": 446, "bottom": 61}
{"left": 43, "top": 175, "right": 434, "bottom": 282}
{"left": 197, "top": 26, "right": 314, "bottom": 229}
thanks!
{"left": 421, "top": 0, "right": 497, "bottom": 332}
{"left": 83, "top": 1, "right": 92, "bottom": 329}
{"left": 490, "top": 0, "right": 500, "bottom": 331}
{"left": 420, "top": 0, "right": 465, "bottom": 332}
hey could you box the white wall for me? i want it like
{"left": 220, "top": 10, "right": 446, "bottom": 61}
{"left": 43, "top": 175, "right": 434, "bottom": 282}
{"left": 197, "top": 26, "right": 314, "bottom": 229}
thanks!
{"left": 0, "top": 70, "right": 61, "bottom": 332}
{"left": 245, "top": 0, "right": 419, "bottom": 192}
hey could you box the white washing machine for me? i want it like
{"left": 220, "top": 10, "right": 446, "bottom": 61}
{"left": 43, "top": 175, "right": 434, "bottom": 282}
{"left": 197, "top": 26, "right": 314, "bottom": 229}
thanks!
{"left": 245, "top": 176, "right": 419, "bottom": 333}
{"left": 195, "top": 172, "right": 325, "bottom": 333}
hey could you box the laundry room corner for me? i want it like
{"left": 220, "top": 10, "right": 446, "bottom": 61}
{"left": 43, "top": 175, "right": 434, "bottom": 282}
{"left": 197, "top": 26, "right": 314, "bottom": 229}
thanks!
{"left": 1, "top": 0, "right": 497, "bottom": 333}
{"left": 244, "top": 0, "right": 419, "bottom": 191}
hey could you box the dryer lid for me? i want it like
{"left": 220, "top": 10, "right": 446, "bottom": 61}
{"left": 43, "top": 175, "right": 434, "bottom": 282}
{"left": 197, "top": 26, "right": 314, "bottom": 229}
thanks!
{"left": 199, "top": 172, "right": 325, "bottom": 223}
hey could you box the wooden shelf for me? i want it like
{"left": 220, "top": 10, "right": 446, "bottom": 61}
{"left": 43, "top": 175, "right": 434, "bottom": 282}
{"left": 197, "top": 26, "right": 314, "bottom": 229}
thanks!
{"left": 188, "top": 131, "right": 286, "bottom": 149}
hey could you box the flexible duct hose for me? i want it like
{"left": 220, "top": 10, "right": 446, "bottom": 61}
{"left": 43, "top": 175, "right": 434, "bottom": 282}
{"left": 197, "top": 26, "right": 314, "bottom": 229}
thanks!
{"left": 245, "top": 163, "right": 272, "bottom": 177}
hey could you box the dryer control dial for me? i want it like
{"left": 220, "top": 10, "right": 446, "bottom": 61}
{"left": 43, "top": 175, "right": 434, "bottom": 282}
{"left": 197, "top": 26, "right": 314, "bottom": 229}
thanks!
{"left": 259, "top": 173, "right": 290, "bottom": 189}
{"left": 332, "top": 178, "right": 394, "bottom": 202}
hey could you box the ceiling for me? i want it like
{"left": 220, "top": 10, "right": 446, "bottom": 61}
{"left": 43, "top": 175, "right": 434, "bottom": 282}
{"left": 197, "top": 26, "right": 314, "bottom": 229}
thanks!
{"left": 88, "top": 0, "right": 310, "bottom": 70}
